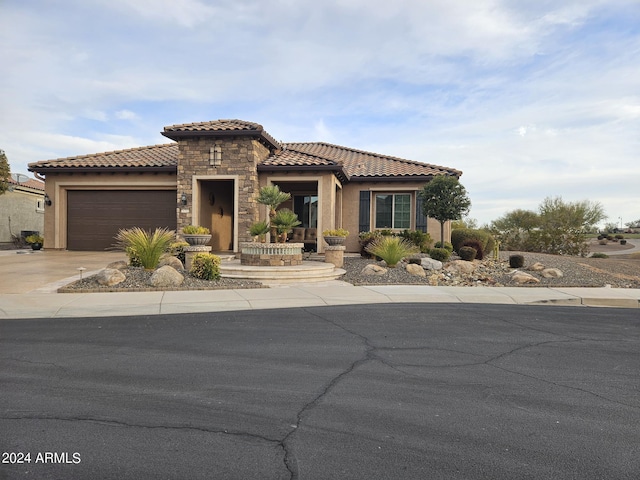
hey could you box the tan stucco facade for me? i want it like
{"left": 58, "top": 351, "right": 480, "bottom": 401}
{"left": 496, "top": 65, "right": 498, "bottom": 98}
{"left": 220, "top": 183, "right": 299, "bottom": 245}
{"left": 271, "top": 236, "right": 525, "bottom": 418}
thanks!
{"left": 0, "top": 186, "right": 45, "bottom": 246}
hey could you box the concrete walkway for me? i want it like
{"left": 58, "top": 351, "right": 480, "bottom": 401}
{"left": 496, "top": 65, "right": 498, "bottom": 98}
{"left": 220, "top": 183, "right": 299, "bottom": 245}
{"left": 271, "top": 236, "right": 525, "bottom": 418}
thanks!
{"left": 0, "top": 249, "right": 638, "bottom": 319}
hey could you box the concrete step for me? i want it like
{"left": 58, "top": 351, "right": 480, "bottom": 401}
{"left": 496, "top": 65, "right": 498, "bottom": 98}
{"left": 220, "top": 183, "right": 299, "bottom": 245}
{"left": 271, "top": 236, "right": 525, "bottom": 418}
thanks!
{"left": 220, "top": 260, "right": 345, "bottom": 284}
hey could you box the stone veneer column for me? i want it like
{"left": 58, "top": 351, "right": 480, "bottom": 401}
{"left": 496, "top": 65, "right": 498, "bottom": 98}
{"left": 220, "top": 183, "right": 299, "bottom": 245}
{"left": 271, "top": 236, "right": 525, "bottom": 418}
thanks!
{"left": 176, "top": 136, "right": 271, "bottom": 247}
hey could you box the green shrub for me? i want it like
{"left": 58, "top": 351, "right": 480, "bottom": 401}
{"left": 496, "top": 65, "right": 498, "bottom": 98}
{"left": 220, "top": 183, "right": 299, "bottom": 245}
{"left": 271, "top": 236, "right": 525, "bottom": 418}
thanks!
{"left": 190, "top": 253, "right": 221, "bottom": 280}
{"left": 322, "top": 228, "right": 349, "bottom": 237}
{"left": 359, "top": 231, "right": 381, "bottom": 258}
{"left": 114, "top": 227, "right": 175, "bottom": 269}
{"left": 458, "top": 246, "right": 477, "bottom": 261}
{"left": 170, "top": 241, "right": 190, "bottom": 265}
{"left": 249, "top": 220, "right": 270, "bottom": 237}
{"left": 590, "top": 252, "right": 609, "bottom": 258}
{"left": 451, "top": 228, "right": 495, "bottom": 256}
{"left": 462, "top": 239, "right": 484, "bottom": 260}
{"left": 434, "top": 241, "right": 453, "bottom": 252}
{"left": 183, "top": 225, "right": 210, "bottom": 235}
{"left": 620, "top": 239, "right": 627, "bottom": 245}
{"left": 615, "top": 234, "right": 624, "bottom": 239}
{"left": 365, "top": 236, "right": 419, "bottom": 267}
{"left": 429, "top": 247, "right": 451, "bottom": 262}
{"left": 398, "top": 229, "right": 433, "bottom": 253}
{"left": 509, "top": 254, "right": 525, "bottom": 268}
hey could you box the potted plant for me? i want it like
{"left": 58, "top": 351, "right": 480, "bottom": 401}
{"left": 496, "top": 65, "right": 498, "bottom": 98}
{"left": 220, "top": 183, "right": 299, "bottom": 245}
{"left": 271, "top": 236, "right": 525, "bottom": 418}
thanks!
{"left": 25, "top": 234, "right": 44, "bottom": 250}
{"left": 182, "top": 225, "right": 211, "bottom": 246}
{"left": 249, "top": 220, "right": 270, "bottom": 243}
{"left": 271, "top": 209, "right": 301, "bottom": 243}
{"left": 323, "top": 228, "right": 349, "bottom": 246}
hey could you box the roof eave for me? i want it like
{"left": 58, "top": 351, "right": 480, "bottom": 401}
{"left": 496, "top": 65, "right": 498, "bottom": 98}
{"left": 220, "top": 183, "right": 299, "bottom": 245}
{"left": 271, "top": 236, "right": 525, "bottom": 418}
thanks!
{"left": 28, "top": 166, "right": 177, "bottom": 175}
{"left": 348, "top": 173, "right": 460, "bottom": 183}
{"left": 258, "top": 164, "right": 349, "bottom": 183}
{"left": 162, "top": 129, "right": 281, "bottom": 151}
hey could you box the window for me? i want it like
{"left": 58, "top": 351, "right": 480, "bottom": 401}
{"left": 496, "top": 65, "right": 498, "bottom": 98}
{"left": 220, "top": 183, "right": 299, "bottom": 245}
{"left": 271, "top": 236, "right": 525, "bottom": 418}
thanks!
{"left": 375, "top": 193, "right": 411, "bottom": 229}
{"left": 293, "top": 195, "right": 318, "bottom": 228}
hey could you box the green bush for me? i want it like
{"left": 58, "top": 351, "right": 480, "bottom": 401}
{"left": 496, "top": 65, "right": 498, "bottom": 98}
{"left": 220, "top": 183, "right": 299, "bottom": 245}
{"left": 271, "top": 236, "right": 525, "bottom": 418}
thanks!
{"left": 458, "top": 246, "right": 477, "bottom": 261}
{"left": 398, "top": 229, "right": 433, "bottom": 253}
{"left": 451, "top": 228, "right": 495, "bottom": 256}
{"left": 365, "top": 236, "right": 419, "bottom": 267}
{"left": 509, "top": 254, "right": 525, "bottom": 268}
{"left": 590, "top": 252, "right": 609, "bottom": 258}
{"left": 429, "top": 247, "right": 451, "bottom": 262}
{"left": 170, "top": 241, "right": 190, "bottom": 264}
{"left": 434, "top": 241, "right": 453, "bottom": 252}
{"left": 615, "top": 234, "right": 624, "bottom": 239}
{"left": 114, "top": 227, "right": 175, "bottom": 269}
{"left": 359, "top": 231, "right": 381, "bottom": 258}
{"left": 462, "top": 239, "right": 484, "bottom": 260}
{"left": 190, "top": 253, "right": 221, "bottom": 280}
{"left": 183, "top": 225, "right": 210, "bottom": 235}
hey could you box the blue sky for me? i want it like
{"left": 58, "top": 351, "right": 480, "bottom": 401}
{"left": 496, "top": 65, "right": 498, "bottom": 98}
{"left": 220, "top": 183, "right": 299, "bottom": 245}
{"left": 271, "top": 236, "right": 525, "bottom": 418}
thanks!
{"left": 1, "top": 0, "right": 639, "bottom": 227}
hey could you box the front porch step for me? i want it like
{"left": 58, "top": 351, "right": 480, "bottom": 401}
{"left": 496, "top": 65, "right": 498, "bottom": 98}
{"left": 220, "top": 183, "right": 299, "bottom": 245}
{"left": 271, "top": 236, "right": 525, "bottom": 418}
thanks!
{"left": 220, "top": 259, "right": 345, "bottom": 284}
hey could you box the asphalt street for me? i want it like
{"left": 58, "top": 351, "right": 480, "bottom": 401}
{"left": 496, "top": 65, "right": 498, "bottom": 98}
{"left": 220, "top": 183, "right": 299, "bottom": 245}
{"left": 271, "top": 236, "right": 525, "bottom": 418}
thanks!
{"left": 1, "top": 303, "right": 639, "bottom": 480}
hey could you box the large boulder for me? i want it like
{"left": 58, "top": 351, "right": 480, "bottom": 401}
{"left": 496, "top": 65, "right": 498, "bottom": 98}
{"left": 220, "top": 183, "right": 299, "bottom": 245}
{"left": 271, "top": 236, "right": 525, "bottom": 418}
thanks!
{"left": 149, "top": 266, "right": 184, "bottom": 287}
{"left": 541, "top": 268, "right": 563, "bottom": 278}
{"left": 159, "top": 255, "right": 184, "bottom": 271}
{"left": 106, "top": 260, "right": 128, "bottom": 270}
{"left": 445, "top": 260, "right": 476, "bottom": 275}
{"left": 421, "top": 258, "right": 443, "bottom": 271}
{"left": 96, "top": 268, "right": 126, "bottom": 286}
{"left": 405, "top": 263, "right": 426, "bottom": 277}
{"left": 529, "top": 262, "right": 546, "bottom": 271}
{"left": 511, "top": 271, "right": 540, "bottom": 284}
{"left": 361, "top": 264, "right": 387, "bottom": 276}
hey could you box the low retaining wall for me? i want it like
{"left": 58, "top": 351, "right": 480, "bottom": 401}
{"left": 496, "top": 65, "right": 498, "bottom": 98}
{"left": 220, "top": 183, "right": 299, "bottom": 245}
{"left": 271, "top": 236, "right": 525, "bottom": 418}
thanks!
{"left": 240, "top": 242, "right": 304, "bottom": 266}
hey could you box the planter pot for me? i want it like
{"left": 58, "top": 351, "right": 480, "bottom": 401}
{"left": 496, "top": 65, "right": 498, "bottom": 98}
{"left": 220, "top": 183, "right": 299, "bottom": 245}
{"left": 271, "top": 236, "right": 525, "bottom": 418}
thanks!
{"left": 324, "top": 236, "right": 346, "bottom": 246}
{"left": 31, "top": 243, "right": 43, "bottom": 251}
{"left": 183, "top": 234, "right": 212, "bottom": 246}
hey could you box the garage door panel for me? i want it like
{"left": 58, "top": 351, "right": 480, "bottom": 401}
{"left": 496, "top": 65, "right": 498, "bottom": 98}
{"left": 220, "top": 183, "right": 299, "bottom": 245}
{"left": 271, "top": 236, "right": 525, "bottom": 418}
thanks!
{"left": 67, "top": 190, "right": 176, "bottom": 251}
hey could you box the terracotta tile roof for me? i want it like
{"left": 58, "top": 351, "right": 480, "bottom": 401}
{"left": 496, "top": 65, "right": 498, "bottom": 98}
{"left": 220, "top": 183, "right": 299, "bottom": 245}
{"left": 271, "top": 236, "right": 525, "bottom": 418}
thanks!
{"left": 162, "top": 119, "right": 281, "bottom": 150}
{"left": 28, "top": 144, "right": 178, "bottom": 172}
{"left": 7, "top": 175, "right": 45, "bottom": 191}
{"left": 279, "top": 142, "right": 462, "bottom": 180}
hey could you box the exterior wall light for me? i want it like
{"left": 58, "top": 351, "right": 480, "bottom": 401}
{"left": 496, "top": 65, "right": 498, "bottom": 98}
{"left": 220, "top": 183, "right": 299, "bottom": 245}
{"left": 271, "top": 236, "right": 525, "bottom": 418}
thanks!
{"left": 180, "top": 193, "right": 188, "bottom": 206}
{"left": 209, "top": 144, "right": 222, "bottom": 166}
{"left": 44, "top": 193, "right": 52, "bottom": 206}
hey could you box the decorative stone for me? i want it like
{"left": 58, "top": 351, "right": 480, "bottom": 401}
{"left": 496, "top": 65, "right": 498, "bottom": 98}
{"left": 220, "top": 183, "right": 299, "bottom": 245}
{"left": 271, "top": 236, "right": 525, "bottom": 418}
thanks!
{"left": 96, "top": 268, "right": 126, "bottom": 286}
{"left": 106, "top": 260, "right": 128, "bottom": 270}
{"left": 239, "top": 242, "right": 304, "bottom": 266}
{"left": 159, "top": 255, "right": 184, "bottom": 271}
{"left": 362, "top": 264, "right": 387, "bottom": 276}
{"left": 445, "top": 260, "right": 476, "bottom": 275}
{"left": 511, "top": 271, "right": 540, "bottom": 284}
{"left": 529, "top": 262, "right": 546, "bottom": 271}
{"left": 421, "top": 258, "right": 443, "bottom": 270}
{"left": 406, "top": 263, "right": 426, "bottom": 277}
{"left": 149, "top": 266, "right": 184, "bottom": 287}
{"left": 541, "top": 268, "right": 563, "bottom": 278}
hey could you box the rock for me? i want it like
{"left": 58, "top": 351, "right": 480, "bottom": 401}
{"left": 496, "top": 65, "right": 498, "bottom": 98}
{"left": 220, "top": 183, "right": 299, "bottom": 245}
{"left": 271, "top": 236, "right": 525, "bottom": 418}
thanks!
{"left": 361, "top": 264, "right": 387, "bottom": 276}
{"left": 149, "top": 265, "right": 184, "bottom": 287}
{"left": 405, "top": 263, "right": 426, "bottom": 277}
{"left": 541, "top": 268, "right": 563, "bottom": 278}
{"left": 529, "top": 262, "right": 545, "bottom": 271}
{"left": 159, "top": 255, "right": 184, "bottom": 271}
{"left": 421, "top": 258, "right": 443, "bottom": 270}
{"left": 445, "top": 260, "right": 476, "bottom": 275}
{"left": 511, "top": 271, "right": 540, "bottom": 284}
{"left": 106, "top": 260, "right": 128, "bottom": 270}
{"left": 96, "top": 268, "right": 126, "bottom": 286}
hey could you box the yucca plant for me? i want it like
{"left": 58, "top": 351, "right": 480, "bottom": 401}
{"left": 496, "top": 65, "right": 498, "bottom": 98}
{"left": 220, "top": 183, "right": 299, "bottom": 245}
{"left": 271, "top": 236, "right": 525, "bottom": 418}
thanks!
{"left": 365, "top": 236, "right": 419, "bottom": 268}
{"left": 113, "top": 227, "right": 175, "bottom": 269}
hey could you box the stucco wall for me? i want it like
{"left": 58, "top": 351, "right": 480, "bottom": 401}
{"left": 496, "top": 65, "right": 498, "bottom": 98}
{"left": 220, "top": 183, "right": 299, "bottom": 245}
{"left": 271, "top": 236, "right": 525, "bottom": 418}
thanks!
{"left": 0, "top": 188, "right": 44, "bottom": 246}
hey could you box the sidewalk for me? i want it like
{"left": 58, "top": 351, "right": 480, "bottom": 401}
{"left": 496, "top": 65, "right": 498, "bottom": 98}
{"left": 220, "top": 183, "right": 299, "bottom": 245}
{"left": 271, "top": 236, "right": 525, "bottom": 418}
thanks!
{"left": 0, "top": 250, "right": 638, "bottom": 319}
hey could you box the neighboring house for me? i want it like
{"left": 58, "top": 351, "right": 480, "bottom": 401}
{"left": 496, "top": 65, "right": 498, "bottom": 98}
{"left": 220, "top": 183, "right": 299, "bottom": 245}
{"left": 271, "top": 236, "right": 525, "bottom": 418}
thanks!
{"left": 0, "top": 175, "right": 45, "bottom": 247}
{"left": 28, "top": 119, "right": 462, "bottom": 253}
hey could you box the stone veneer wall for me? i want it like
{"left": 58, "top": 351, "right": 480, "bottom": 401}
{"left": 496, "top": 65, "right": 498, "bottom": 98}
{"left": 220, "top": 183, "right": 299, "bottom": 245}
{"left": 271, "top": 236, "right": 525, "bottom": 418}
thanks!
{"left": 176, "top": 136, "right": 271, "bottom": 246}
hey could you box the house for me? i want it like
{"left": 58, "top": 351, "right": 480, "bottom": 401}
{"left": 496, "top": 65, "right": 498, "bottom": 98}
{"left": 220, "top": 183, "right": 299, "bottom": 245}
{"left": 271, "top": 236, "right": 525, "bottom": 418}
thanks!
{"left": 28, "top": 119, "right": 462, "bottom": 253}
{"left": 0, "top": 174, "right": 45, "bottom": 248}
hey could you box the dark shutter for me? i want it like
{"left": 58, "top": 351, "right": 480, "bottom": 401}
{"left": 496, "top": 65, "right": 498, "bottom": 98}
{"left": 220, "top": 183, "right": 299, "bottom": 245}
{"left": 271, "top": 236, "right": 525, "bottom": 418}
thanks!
{"left": 415, "top": 191, "right": 427, "bottom": 233}
{"left": 359, "top": 191, "right": 370, "bottom": 232}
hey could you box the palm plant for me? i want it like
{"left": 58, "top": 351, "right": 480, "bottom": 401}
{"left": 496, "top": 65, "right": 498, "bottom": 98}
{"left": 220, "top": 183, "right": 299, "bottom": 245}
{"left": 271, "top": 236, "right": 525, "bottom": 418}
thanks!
{"left": 256, "top": 185, "right": 291, "bottom": 218}
{"left": 271, "top": 208, "right": 301, "bottom": 242}
{"left": 113, "top": 227, "right": 175, "bottom": 269}
{"left": 365, "top": 236, "right": 419, "bottom": 268}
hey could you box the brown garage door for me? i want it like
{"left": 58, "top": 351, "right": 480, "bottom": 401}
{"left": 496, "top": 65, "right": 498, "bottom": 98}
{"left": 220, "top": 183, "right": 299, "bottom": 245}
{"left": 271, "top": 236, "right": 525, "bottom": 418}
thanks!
{"left": 67, "top": 190, "right": 177, "bottom": 251}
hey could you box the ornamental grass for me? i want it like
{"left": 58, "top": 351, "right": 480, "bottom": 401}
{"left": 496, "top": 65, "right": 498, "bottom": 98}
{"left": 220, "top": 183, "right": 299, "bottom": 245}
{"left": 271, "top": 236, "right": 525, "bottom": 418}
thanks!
{"left": 114, "top": 227, "right": 175, "bottom": 269}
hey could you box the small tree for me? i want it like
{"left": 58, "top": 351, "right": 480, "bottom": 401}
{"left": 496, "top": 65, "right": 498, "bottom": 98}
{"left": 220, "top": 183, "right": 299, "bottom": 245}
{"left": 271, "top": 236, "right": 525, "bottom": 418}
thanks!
{"left": 0, "top": 149, "right": 10, "bottom": 195}
{"left": 256, "top": 185, "right": 291, "bottom": 219}
{"left": 419, "top": 176, "right": 471, "bottom": 244}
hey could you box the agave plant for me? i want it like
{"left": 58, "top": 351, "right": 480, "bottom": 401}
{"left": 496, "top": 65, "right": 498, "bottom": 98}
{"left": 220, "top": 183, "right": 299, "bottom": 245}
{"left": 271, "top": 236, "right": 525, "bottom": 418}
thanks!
{"left": 113, "top": 227, "right": 175, "bottom": 269}
{"left": 365, "top": 236, "right": 419, "bottom": 268}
